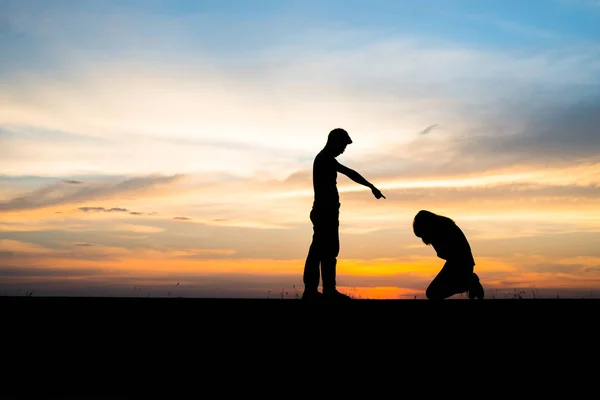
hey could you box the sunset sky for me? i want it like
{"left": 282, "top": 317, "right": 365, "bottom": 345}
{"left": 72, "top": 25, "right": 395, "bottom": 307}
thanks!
{"left": 1, "top": 0, "right": 600, "bottom": 299}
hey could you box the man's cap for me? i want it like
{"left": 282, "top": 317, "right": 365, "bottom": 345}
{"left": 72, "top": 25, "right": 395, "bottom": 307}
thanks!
{"left": 328, "top": 128, "right": 353, "bottom": 144}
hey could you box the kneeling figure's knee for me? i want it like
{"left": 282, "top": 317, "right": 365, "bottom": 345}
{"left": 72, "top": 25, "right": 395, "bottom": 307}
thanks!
{"left": 426, "top": 286, "right": 443, "bottom": 300}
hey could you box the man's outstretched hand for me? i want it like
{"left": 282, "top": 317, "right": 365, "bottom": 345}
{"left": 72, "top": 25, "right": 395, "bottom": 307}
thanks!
{"left": 371, "top": 187, "right": 386, "bottom": 199}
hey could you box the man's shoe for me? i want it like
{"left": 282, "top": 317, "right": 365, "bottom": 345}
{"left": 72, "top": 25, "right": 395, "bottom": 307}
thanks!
{"left": 302, "top": 290, "right": 323, "bottom": 300}
{"left": 467, "top": 273, "right": 484, "bottom": 300}
{"left": 322, "top": 289, "right": 352, "bottom": 301}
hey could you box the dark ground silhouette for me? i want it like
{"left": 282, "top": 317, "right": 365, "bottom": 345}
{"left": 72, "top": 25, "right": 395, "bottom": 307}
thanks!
{"left": 2, "top": 295, "right": 592, "bottom": 397}
{"left": 302, "top": 128, "right": 385, "bottom": 301}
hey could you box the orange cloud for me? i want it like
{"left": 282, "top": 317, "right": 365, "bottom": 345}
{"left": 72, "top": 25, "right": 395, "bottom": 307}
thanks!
{"left": 0, "top": 239, "right": 57, "bottom": 254}
{"left": 113, "top": 224, "right": 164, "bottom": 234}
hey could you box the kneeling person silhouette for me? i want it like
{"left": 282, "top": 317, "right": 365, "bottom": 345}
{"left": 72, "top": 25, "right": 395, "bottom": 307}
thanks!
{"left": 413, "top": 210, "right": 484, "bottom": 300}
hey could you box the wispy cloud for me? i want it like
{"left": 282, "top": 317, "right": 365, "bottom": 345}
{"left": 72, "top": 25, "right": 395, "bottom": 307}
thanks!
{"left": 418, "top": 124, "right": 438, "bottom": 135}
{"left": 113, "top": 224, "right": 164, "bottom": 234}
{"left": 79, "top": 207, "right": 129, "bottom": 213}
{"left": 0, "top": 238, "right": 57, "bottom": 254}
{"left": 0, "top": 174, "right": 183, "bottom": 212}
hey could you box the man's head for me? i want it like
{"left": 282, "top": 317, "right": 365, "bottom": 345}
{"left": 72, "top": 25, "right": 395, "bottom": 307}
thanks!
{"left": 326, "top": 128, "right": 353, "bottom": 156}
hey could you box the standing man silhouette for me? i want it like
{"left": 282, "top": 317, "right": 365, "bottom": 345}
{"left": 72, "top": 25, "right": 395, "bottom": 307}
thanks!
{"left": 303, "top": 128, "right": 386, "bottom": 301}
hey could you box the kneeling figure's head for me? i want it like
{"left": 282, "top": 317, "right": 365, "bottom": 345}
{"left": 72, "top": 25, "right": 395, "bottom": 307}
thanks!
{"left": 413, "top": 209, "right": 446, "bottom": 245}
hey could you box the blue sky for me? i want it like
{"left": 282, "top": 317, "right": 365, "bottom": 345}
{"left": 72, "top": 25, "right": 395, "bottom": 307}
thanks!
{"left": 2, "top": 0, "right": 599, "bottom": 69}
{"left": 1, "top": 0, "right": 600, "bottom": 298}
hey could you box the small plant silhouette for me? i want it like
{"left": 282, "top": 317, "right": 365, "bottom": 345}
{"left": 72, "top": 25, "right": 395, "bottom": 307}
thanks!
{"left": 506, "top": 289, "right": 527, "bottom": 299}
